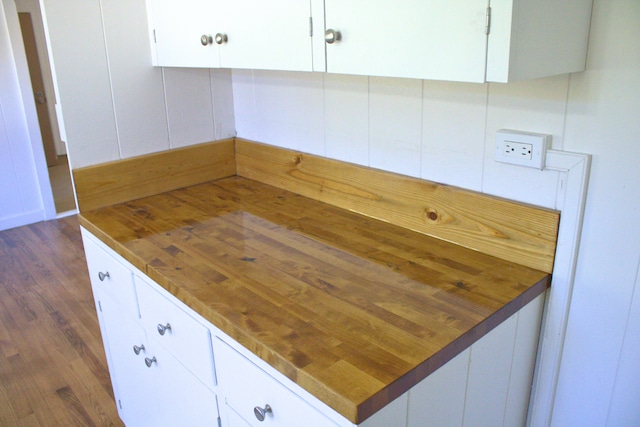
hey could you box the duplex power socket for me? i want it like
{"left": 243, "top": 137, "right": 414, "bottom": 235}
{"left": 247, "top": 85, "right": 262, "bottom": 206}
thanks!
{"left": 495, "top": 130, "right": 551, "bottom": 169}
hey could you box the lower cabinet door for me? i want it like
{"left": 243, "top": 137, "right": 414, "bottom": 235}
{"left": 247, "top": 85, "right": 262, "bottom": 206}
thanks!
{"left": 95, "top": 289, "right": 155, "bottom": 426}
{"left": 149, "top": 338, "right": 220, "bottom": 427}
{"left": 215, "top": 338, "right": 338, "bottom": 427}
{"left": 223, "top": 405, "right": 252, "bottom": 427}
{"left": 96, "top": 289, "right": 219, "bottom": 427}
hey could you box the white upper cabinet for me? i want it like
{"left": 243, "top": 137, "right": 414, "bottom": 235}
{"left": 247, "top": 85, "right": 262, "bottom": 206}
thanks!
{"left": 217, "top": 0, "right": 314, "bottom": 72}
{"left": 321, "top": 0, "right": 490, "bottom": 83}
{"left": 147, "top": 0, "right": 221, "bottom": 68}
{"left": 146, "top": 0, "right": 315, "bottom": 71}
{"left": 146, "top": 0, "right": 593, "bottom": 83}
{"left": 319, "top": 0, "right": 593, "bottom": 83}
{"left": 485, "top": 0, "right": 593, "bottom": 82}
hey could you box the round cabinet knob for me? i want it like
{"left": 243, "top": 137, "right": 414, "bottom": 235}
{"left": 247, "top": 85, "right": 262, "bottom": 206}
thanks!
{"left": 253, "top": 404, "right": 272, "bottom": 422}
{"left": 324, "top": 29, "right": 341, "bottom": 44}
{"left": 133, "top": 344, "right": 145, "bottom": 355}
{"left": 157, "top": 323, "right": 171, "bottom": 336}
{"left": 98, "top": 271, "right": 110, "bottom": 282}
{"left": 144, "top": 356, "right": 157, "bottom": 368}
{"left": 201, "top": 34, "right": 213, "bottom": 46}
{"left": 214, "top": 33, "right": 228, "bottom": 45}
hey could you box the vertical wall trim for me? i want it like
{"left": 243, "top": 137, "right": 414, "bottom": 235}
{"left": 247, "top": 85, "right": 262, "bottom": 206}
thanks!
{"left": 2, "top": 0, "right": 54, "bottom": 221}
{"left": 528, "top": 150, "right": 591, "bottom": 427}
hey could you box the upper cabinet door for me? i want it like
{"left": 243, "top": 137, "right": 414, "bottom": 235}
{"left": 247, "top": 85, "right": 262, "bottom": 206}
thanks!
{"left": 147, "top": 0, "right": 314, "bottom": 72}
{"left": 323, "top": 0, "right": 489, "bottom": 83}
{"left": 147, "top": 0, "right": 221, "bottom": 68}
{"left": 217, "top": 0, "right": 314, "bottom": 72}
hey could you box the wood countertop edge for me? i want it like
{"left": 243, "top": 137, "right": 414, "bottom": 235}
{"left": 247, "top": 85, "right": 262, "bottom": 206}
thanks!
{"left": 352, "top": 274, "right": 549, "bottom": 423}
{"left": 78, "top": 210, "right": 551, "bottom": 424}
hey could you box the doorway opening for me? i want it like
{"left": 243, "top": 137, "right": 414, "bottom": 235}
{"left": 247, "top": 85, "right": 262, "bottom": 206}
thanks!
{"left": 18, "top": 10, "right": 76, "bottom": 215}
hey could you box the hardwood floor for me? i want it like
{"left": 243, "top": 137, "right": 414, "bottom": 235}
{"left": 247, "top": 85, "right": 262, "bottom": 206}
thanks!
{"left": 0, "top": 216, "right": 122, "bottom": 426}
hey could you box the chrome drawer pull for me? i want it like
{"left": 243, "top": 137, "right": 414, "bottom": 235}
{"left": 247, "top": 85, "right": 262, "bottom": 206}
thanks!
{"left": 254, "top": 404, "right": 272, "bottom": 422}
{"left": 145, "top": 356, "right": 157, "bottom": 368}
{"left": 98, "top": 271, "right": 110, "bottom": 281}
{"left": 133, "top": 344, "right": 145, "bottom": 355}
{"left": 157, "top": 323, "right": 171, "bottom": 336}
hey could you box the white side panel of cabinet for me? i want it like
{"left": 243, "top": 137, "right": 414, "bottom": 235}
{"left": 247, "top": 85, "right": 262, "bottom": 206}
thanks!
{"left": 323, "top": 0, "right": 488, "bottom": 82}
{"left": 217, "top": 0, "right": 313, "bottom": 72}
{"left": 486, "top": 0, "right": 593, "bottom": 82}
{"left": 406, "top": 348, "right": 470, "bottom": 427}
{"left": 463, "top": 314, "right": 518, "bottom": 426}
{"left": 148, "top": 0, "right": 220, "bottom": 68}
{"left": 358, "top": 394, "right": 407, "bottom": 427}
{"left": 505, "top": 293, "right": 545, "bottom": 427}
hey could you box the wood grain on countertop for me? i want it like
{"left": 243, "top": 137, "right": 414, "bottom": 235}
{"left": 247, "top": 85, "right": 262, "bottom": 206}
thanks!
{"left": 79, "top": 177, "right": 550, "bottom": 423}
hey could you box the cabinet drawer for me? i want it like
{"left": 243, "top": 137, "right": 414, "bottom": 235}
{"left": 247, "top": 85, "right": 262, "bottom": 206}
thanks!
{"left": 135, "top": 275, "right": 216, "bottom": 390}
{"left": 82, "top": 230, "right": 138, "bottom": 317}
{"left": 215, "top": 338, "right": 338, "bottom": 427}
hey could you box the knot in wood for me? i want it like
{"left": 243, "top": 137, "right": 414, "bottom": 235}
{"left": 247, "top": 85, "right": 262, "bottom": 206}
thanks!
{"left": 425, "top": 208, "right": 439, "bottom": 223}
{"left": 293, "top": 154, "right": 303, "bottom": 165}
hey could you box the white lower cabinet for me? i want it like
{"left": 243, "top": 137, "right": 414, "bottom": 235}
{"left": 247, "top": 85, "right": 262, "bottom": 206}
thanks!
{"left": 82, "top": 227, "right": 545, "bottom": 427}
{"left": 95, "top": 290, "right": 219, "bottom": 426}
{"left": 214, "top": 338, "right": 339, "bottom": 427}
{"left": 82, "top": 229, "right": 220, "bottom": 427}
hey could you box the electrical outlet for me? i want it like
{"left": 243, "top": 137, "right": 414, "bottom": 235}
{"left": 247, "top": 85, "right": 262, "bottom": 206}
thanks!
{"left": 495, "top": 130, "right": 551, "bottom": 169}
{"left": 504, "top": 141, "right": 533, "bottom": 159}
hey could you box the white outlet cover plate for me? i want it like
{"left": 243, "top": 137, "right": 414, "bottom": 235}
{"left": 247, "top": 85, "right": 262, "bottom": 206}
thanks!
{"left": 495, "top": 129, "right": 551, "bottom": 169}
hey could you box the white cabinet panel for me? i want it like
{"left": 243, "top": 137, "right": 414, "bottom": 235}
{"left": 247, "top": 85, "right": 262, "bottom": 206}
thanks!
{"left": 486, "top": 0, "right": 593, "bottom": 82}
{"left": 148, "top": 0, "right": 221, "bottom": 68}
{"left": 147, "top": 0, "right": 314, "bottom": 72}
{"left": 97, "top": 292, "right": 220, "bottom": 427}
{"left": 463, "top": 313, "right": 518, "bottom": 427}
{"left": 82, "top": 231, "right": 138, "bottom": 317}
{"left": 407, "top": 349, "right": 470, "bottom": 427}
{"left": 136, "top": 274, "right": 216, "bottom": 390}
{"left": 214, "top": 338, "right": 339, "bottom": 427}
{"left": 323, "top": 0, "right": 489, "bottom": 82}
{"left": 94, "top": 290, "right": 153, "bottom": 426}
{"left": 217, "top": 0, "right": 313, "bottom": 72}
{"left": 148, "top": 338, "right": 220, "bottom": 427}
{"left": 83, "top": 227, "right": 219, "bottom": 427}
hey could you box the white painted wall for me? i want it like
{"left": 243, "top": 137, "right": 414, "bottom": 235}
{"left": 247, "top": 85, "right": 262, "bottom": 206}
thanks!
{"left": 0, "top": 0, "right": 53, "bottom": 231}
{"left": 39, "top": 0, "right": 235, "bottom": 169}
{"left": 232, "top": 1, "right": 640, "bottom": 425}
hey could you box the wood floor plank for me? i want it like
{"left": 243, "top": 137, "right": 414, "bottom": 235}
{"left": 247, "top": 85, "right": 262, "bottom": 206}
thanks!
{"left": 0, "top": 216, "right": 122, "bottom": 427}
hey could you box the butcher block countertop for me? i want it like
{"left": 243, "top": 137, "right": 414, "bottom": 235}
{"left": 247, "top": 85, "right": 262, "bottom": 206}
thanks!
{"left": 78, "top": 174, "right": 552, "bottom": 424}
